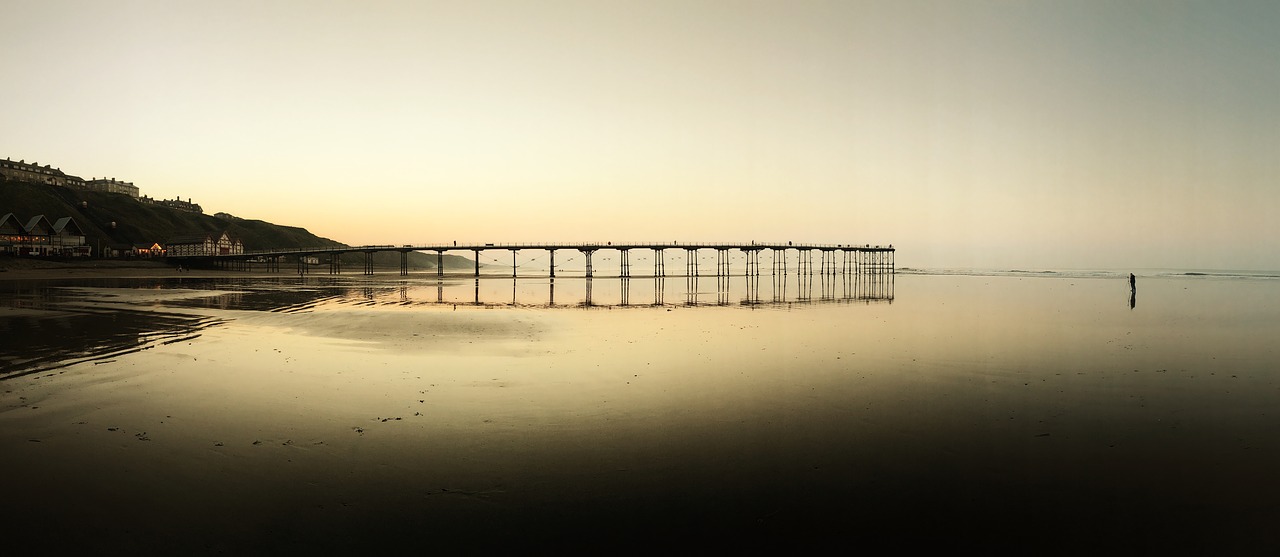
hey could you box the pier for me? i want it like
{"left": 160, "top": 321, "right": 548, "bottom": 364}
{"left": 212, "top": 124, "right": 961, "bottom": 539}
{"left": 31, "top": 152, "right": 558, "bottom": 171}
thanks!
{"left": 179, "top": 241, "right": 894, "bottom": 279}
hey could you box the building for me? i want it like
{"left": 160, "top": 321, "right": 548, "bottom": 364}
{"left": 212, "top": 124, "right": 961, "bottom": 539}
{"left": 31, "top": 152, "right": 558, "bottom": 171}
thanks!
{"left": 0, "top": 213, "right": 28, "bottom": 254}
{"left": 0, "top": 159, "right": 67, "bottom": 186}
{"left": 131, "top": 242, "right": 165, "bottom": 257}
{"left": 0, "top": 213, "right": 92, "bottom": 256}
{"left": 142, "top": 195, "right": 204, "bottom": 213}
{"left": 157, "top": 197, "right": 202, "bottom": 214}
{"left": 216, "top": 231, "right": 244, "bottom": 255}
{"left": 84, "top": 178, "right": 140, "bottom": 198}
{"left": 166, "top": 234, "right": 215, "bottom": 257}
{"left": 51, "top": 217, "right": 91, "bottom": 257}
{"left": 52, "top": 217, "right": 91, "bottom": 257}
{"left": 21, "top": 215, "right": 54, "bottom": 256}
{"left": 167, "top": 231, "right": 242, "bottom": 257}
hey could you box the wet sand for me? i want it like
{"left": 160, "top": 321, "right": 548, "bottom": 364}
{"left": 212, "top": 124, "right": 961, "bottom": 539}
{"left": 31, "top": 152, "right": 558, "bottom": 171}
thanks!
{"left": 2, "top": 272, "right": 1278, "bottom": 553}
{"left": 0, "top": 257, "right": 258, "bottom": 281}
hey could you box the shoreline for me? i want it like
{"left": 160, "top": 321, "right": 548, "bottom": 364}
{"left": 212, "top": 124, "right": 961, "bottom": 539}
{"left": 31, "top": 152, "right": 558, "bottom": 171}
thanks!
{"left": 0, "top": 257, "right": 250, "bottom": 280}
{"left": 0, "top": 256, "right": 450, "bottom": 281}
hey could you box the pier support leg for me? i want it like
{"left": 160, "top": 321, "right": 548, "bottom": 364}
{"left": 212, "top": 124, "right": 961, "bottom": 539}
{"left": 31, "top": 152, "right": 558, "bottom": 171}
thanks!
{"left": 511, "top": 249, "right": 518, "bottom": 278}
{"left": 581, "top": 249, "right": 595, "bottom": 278}
{"left": 436, "top": 251, "right": 443, "bottom": 278}
{"left": 549, "top": 249, "right": 556, "bottom": 278}
{"left": 364, "top": 252, "right": 374, "bottom": 275}
{"left": 620, "top": 249, "right": 630, "bottom": 278}
{"left": 654, "top": 248, "right": 665, "bottom": 277}
{"left": 474, "top": 250, "right": 481, "bottom": 277}
{"left": 400, "top": 251, "right": 408, "bottom": 276}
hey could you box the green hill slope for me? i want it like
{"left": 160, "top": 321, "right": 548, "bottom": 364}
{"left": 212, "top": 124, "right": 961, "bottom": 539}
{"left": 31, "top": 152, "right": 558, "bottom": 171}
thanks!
{"left": 1, "top": 180, "right": 470, "bottom": 269}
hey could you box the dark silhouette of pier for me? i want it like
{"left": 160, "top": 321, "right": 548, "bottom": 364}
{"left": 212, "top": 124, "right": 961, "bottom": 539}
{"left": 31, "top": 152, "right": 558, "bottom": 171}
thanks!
{"left": 428, "top": 273, "right": 891, "bottom": 308}
{"left": 178, "top": 241, "right": 895, "bottom": 278}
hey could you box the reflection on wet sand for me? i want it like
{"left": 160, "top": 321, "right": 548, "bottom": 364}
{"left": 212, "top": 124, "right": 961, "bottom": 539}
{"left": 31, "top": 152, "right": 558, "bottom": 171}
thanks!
{"left": 0, "top": 299, "right": 224, "bottom": 379}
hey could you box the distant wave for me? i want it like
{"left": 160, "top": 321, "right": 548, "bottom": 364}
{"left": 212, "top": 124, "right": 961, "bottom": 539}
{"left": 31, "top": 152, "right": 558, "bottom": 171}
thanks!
{"left": 899, "top": 268, "right": 1122, "bottom": 279}
{"left": 901, "top": 268, "right": 1280, "bottom": 280}
{"left": 1179, "top": 271, "right": 1280, "bottom": 279}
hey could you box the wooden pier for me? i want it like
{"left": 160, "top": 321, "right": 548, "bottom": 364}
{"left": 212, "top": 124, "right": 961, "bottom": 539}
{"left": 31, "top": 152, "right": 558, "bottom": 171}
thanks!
{"left": 187, "top": 241, "right": 895, "bottom": 278}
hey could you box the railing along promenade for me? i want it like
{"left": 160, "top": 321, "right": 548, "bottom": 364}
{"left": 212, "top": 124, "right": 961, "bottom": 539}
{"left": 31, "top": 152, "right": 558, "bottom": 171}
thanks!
{"left": 180, "top": 241, "right": 895, "bottom": 278}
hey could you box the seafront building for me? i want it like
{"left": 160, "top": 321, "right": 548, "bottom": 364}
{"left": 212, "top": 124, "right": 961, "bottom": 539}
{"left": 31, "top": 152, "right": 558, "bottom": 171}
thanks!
{"left": 0, "top": 213, "right": 91, "bottom": 256}
{"left": 166, "top": 232, "right": 244, "bottom": 257}
{"left": 1, "top": 210, "right": 242, "bottom": 259}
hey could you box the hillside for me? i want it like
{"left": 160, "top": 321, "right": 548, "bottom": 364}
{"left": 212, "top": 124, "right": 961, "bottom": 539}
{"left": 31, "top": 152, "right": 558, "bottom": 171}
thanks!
{"left": 1, "top": 180, "right": 471, "bottom": 269}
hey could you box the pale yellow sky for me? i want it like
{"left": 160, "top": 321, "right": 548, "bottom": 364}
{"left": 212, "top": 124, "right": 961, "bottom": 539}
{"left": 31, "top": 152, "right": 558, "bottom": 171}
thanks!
{"left": 3, "top": 1, "right": 1278, "bottom": 270}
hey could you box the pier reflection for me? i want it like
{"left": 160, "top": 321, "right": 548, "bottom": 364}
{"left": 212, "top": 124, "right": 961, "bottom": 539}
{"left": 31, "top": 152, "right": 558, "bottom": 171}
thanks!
{"left": 0, "top": 268, "right": 894, "bottom": 378}
{"left": 322, "top": 270, "right": 897, "bottom": 310}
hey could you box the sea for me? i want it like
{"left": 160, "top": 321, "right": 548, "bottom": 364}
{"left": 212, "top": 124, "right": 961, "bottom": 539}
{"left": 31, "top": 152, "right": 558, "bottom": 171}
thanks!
{"left": 1, "top": 266, "right": 1278, "bottom": 553}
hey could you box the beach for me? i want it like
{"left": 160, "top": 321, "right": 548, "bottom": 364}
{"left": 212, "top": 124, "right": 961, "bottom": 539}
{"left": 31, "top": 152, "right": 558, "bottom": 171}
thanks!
{"left": 2, "top": 268, "right": 1278, "bottom": 553}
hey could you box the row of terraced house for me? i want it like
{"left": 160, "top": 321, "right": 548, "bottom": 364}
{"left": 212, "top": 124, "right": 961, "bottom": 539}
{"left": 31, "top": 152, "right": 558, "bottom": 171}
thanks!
{"left": 1, "top": 157, "right": 203, "bottom": 213}
{"left": 1, "top": 157, "right": 140, "bottom": 197}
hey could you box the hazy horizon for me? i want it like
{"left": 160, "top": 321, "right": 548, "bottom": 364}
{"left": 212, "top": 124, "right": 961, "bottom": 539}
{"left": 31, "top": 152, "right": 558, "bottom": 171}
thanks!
{"left": 4, "top": 1, "right": 1278, "bottom": 271}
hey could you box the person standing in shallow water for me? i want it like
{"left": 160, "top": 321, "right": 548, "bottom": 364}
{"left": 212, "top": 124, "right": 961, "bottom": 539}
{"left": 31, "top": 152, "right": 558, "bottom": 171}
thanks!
{"left": 1129, "top": 273, "right": 1137, "bottom": 309}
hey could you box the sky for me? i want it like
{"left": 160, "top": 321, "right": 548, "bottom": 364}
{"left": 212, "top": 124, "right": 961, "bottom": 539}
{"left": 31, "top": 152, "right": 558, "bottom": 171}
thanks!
{"left": 3, "top": 0, "right": 1278, "bottom": 270}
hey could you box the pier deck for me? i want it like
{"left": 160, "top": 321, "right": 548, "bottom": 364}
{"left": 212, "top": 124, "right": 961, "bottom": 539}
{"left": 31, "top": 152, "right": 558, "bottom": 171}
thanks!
{"left": 173, "top": 241, "right": 895, "bottom": 278}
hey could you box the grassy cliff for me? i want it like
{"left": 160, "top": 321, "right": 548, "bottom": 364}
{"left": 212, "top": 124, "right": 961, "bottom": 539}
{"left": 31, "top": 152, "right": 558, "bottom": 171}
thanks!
{"left": 1, "top": 180, "right": 470, "bottom": 269}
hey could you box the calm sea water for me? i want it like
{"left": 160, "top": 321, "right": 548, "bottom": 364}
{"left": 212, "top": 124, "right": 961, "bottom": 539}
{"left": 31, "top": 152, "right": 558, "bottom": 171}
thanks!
{"left": 1, "top": 270, "right": 1277, "bottom": 553}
